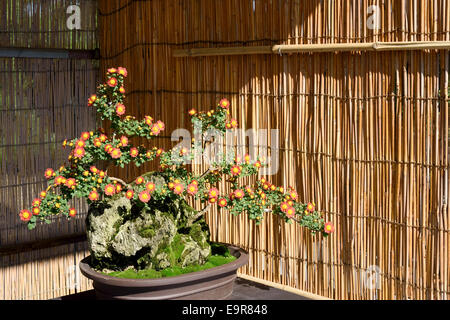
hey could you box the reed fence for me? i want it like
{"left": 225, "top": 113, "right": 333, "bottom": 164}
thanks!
{"left": 0, "top": 0, "right": 98, "bottom": 300}
{"left": 98, "top": 0, "right": 449, "bottom": 300}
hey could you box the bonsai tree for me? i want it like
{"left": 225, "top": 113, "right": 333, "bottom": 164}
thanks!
{"left": 20, "top": 67, "right": 334, "bottom": 272}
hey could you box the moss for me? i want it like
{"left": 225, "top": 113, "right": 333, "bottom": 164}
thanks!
{"left": 105, "top": 243, "right": 236, "bottom": 279}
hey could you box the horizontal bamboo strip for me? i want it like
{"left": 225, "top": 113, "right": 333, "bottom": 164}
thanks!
{"left": 173, "top": 41, "right": 450, "bottom": 57}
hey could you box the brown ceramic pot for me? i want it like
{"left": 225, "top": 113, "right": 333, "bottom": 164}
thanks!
{"left": 79, "top": 244, "right": 248, "bottom": 300}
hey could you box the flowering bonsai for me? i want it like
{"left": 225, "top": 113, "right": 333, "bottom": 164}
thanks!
{"left": 20, "top": 67, "right": 334, "bottom": 272}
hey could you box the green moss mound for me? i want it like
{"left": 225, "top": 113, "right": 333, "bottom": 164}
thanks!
{"left": 105, "top": 243, "right": 236, "bottom": 279}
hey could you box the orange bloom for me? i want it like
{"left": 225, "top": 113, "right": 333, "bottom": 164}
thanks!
{"left": 280, "top": 202, "right": 289, "bottom": 213}
{"left": 116, "top": 103, "right": 126, "bottom": 116}
{"left": 119, "top": 86, "right": 126, "bottom": 94}
{"left": 286, "top": 207, "right": 296, "bottom": 218}
{"left": 104, "top": 184, "right": 116, "bottom": 196}
{"left": 104, "top": 144, "right": 113, "bottom": 153}
{"left": 324, "top": 222, "right": 334, "bottom": 234}
{"left": 135, "top": 176, "right": 144, "bottom": 185}
{"left": 94, "top": 138, "right": 102, "bottom": 147}
{"left": 218, "top": 198, "right": 228, "bottom": 207}
{"left": 44, "top": 168, "right": 55, "bottom": 179}
{"left": 209, "top": 197, "right": 217, "bottom": 204}
{"left": 151, "top": 124, "right": 161, "bottom": 135}
{"left": 208, "top": 188, "right": 219, "bottom": 199}
{"left": 173, "top": 183, "right": 184, "bottom": 195}
{"left": 118, "top": 67, "right": 128, "bottom": 77}
{"left": 90, "top": 166, "right": 98, "bottom": 174}
{"left": 254, "top": 161, "right": 262, "bottom": 169}
{"left": 55, "top": 176, "right": 65, "bottom": 185}
{"left": 188, "top": 109, "right": 197, "bottom": 116}
{"left": 225, "top": 123, "right": 232, "bottom": 129}
{"left": 244, "top": 154, "right": 251, "bottom": 163}
{"left": 107, "top": 77, "right": 118, "bottom": 87}
{"left": 120, "top": 136, "right": 128, "bottom": 146}
{"left": 76, "top": 140, "right": 86, "bottom": 148}
{"left": 139, "top": 190, "right": 151, "bottom": 203}
{"left": 107, "top": 68, "right": 117, "bottom": 74}
{"left": 234, "top": 189, "right": 245, "bottom": 200}
{"left": 306, "top": 202, "right": 315, "bottom": 213}
{"left": 74, "top": 147, "right": 86, "bottom": 158}
{"left": 99, "top": 134, "right": 108, "bottom": 142}
{"left": 116, "top": 184, "right": 122, "bottom": 193}
{"left": 32, "top": 207, "right": 40, "bottom": 216}
{"left": 290, "top": 190, "right": 298, "bottom": 200}
{"left": 145, "top": 182, "right": 156, "bottom": 192}
{"left": 144, "top": 116, "right": 153, "bottom": 126}
{"left": 219, "top": 98, "right": 230, "bottom": 109}
{"left": 156, "top": 148, "right": 163, "bottom": 156}
{"left": 231, "top": 165, "right": 242, "bottom": 176}
{"left": 81, "top": 132, "right": 90, "bottom": 141}
{"left": 168, "top": 182, "right": 175, "bottom": 189}
{"left": 69, "top": 208, "right": 77, "bottom": 217}
{"left": 125, "top": 189, "right": 134, "bottom": 199}
{"left": 32, "top": 198, "right": 41, "bottom": 207}
{"left": 88, "top": 94, "right": 97, "bottom": 106}
{"left": 20, "top": 209, "right": 32, "bottom": 222}
{"left": 230, "top": 118, "right": 238, "bottom": 128}
{"left": 65, "top": 178, "right": 76, "bottom": 188}
{"left": 88, "top": 190, "right": 99, "bottom": 201}
{"left": 187, "top": 184, "right": 198, "bottom": 195}
{"left": 130, "top": 148, "right": 139, "bottom": 158}
{"left": 110, "top": 148, "right": 122, "bottom": 159}
{"left": 40, "top": 191, "right": 47, "bottom": 199}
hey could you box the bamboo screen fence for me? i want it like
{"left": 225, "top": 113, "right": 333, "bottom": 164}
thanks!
{"left": 99, "top": 0, "right": 449, "bottom": 300}
{"left": 0, "top": 0, "right": 98, "bottom": 299}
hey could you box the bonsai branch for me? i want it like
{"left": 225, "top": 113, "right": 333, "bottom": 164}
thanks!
{"left": 109, "top": 176, "right": 130, "bottom": 188}
{"left": 187, "top": 204, "right": 211, "bottom": 227}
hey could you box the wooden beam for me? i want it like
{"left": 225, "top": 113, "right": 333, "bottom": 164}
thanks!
{"left": 0, "top": 47, "right": 100, "bottom": 59}
{"left": 173, "top": 41, "right": 450, "bottom": 57}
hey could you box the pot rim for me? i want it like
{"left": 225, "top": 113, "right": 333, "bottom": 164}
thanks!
{"left": 79, "top": 243, "right": 248, "bottom": 288}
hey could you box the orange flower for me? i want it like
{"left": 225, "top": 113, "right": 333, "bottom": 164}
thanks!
{"left": 40, "top": 191, "right": 47, "bottom": 199}
{"left": 225, "top": 123, "right": 232, "bottom": 129}
{"left": 69, "top": 208, "right": 77, "bottom": 217}
{"left": 139, "top": 190, "right": 151, "bottom": 203}
{"left": 218, "top": 198, "right": 228, "bottom": 207}
{"left": 130, "top": 148, "right": 139, "bottom": 158}
{"left": 107, "top": 68, "right": 117, "bottom": 74}
{"left": 90, "top": 166, "right": 98, "bottom": 174}
{"left": 208, "top": 188, "right": 219, "bottom": 199}
{"left": 187, "top": 184, "right": 198, "bottom": 195}
{"left": 120, "top": 136, "right": 129, "bottom": 147}
{"left": 244, "top": 154, "right": 251, "bottom": 163}
{"left": 20, "top": 209, "right": 32, "bottom": 222}
{"left": 104, "top": 144, "right": 113, "bottom": 153}
{"left": 234, "top": 189, "right": 245, "bottom": 199}
{"left": 168, "top": 182, "right": 175, "bottom": 189}
{"left": 209, "top": 197, "right": 217, "bottom": 204}
{"left": 156, "top": 148, "right": 163, "bottom": 156}
{"left": 151, "top": 124, "right": 161, "bottom": 135}
{"left": 76, "top": 140, "right": 86, "bottom": 148}
{"left": 110, "top": 148, "right": 122, "bottom": 159}
{"left": 32, "top": 198, "right": 41, "bottom": 207}
{"left": 135, "top": 176, "right": 144, "bottom": 185}
{"left": 191, "top": 180, "right": 198, "bottom": 186}
{"left": 245, "top": 187, "right": 254, "bottom": 194}
{"left": 32, "top": 207, "right": 40, "bottom": 216}
{"left": 324, "top": 222, "right": 334, "bottom": 234}
{"left": 280, "top": 202, "right": 289, "bottom": 213}
{"left": 286, "top": 207, "right": 296, "bottom": 218}
{"left": 306, "top": 202, "right": 315, "bottom": 213}
{"left": 125, "top": 189, "right": 134, "bottom": 199}
{"left": 144, "top": 116, "right": 153, "bottom": 126}
{"left": 88, "top": 94, "right": 97, "bottom": 106}
{"left": 74, "top": 147, "right": 86, "bottom": 158}
{"left": 119, "top": 86, "right": 126, "bottom": 94}
{"left": 116, "top": 184, "right": 122, "bottom": 193}
{"left": 230, "top": 118, "right": 238, "bottom": 128}
{"left": 65, "top": 178, "right": 76, "bottom": 188}
{"left": 188, "top": 109, "right": 197, "bottom": 116}
{"left": 94, "top": 138, "right": 102, "bottom": 147}
{"left": 107, "top": 77, "right": 118, "bottom": 87}
{"left": 118, "top": 67, "right": 128, "bottom": 77}
{"left": 173, "top": 183, "right": 184, "bottom": 195}
{"left": 116, "top": 103, "right": 126, "bottom": 116}
{"left": 219, "top": 98, "right": 230, "bottom": 109}
{"left": 156, "top": 120, "right": 165, "bottom": 130}
{"left": 44, "top": 168, "right": 55, "bottom": 179}
{"left": 290, "top": 190, "right": 298, "bottom": 200}
{"left": 254, "top": 161, "right": 262, "bottom": 169}
{"left": 104, "top": 184, "right": 116, "bottom": 196}
{"left": 99, "top": 134, "right": 108, "bottom": 142}
{"left": 55, "top": 176, "right": 65, "bottom": 185}
{"left": 145, "top": 182, "right": 156, "bottom": 192}
{"left": 81, "top": 132, "right": 90, "bottom": 141}
{"left": 88, "top": 190, "right": 99, "bottom": 201}
{"left": 231, "top": 165, "right": 242, "bottom": 176}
